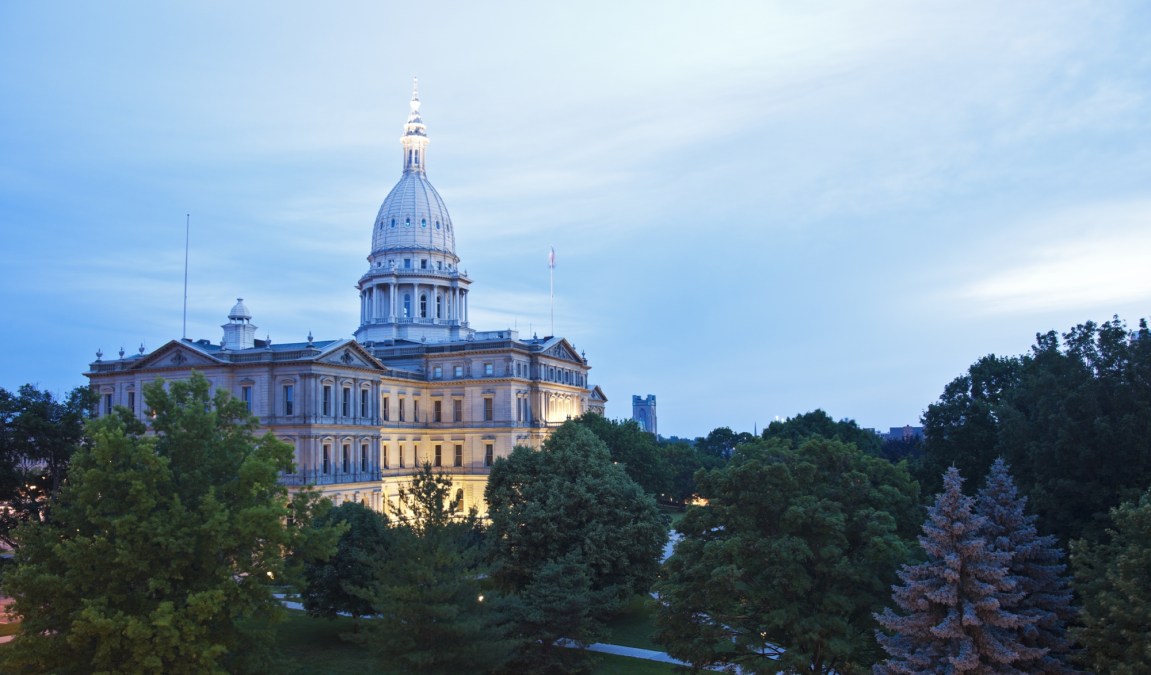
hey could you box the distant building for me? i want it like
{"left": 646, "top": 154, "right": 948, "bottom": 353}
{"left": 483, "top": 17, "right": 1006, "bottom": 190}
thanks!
{"left": 882, "top": 425, "right": 924, "bottom": 442}
{"left": 632, "top": 394, "right": 657, "bottom": 435}
{"left": 85, "top": 82, "right": 605, "bottom": 516}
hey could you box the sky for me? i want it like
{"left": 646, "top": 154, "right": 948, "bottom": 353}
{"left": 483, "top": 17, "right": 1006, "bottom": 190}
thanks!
{"left": 2, "top": 2, "right": 1150, "bottom": 439}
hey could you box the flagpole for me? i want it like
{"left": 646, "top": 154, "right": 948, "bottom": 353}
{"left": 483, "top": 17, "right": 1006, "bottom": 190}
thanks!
{"left": 182, "top": 213, "right": 190, "bottom": 340}
{"left": 549, "top": 247, "right": 555, "bottom": 336}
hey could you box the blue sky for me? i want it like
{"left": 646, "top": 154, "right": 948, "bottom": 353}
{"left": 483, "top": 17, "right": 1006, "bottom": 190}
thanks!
{"left": 2, "top": 2, "right": 1150, "bottom": 438}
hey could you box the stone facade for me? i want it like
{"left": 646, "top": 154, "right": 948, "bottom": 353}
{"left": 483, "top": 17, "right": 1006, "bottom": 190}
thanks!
{"left": 86, "top": 82, "right": 604, "bottom": 516}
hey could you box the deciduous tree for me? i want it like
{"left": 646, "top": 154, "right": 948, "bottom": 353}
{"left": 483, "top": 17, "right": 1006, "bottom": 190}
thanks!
{"left": 657, "top": 436, "right": 919, "bottom": 673}
{"left": 1, "top": 373, "right": 331, "bottom": 674}
{"left": 486, "top": 422, "right": 665, "bottom": 671}
{"left": 300, "top": 501, "right": 389, "bottom": 622}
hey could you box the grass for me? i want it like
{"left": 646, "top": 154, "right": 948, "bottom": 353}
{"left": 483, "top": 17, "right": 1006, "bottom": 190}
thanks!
{"left": 603, "top": 594, "right": 662, "bottom": 652}
{"left": 594, "top": 652, "right": 680, "bottom": 674}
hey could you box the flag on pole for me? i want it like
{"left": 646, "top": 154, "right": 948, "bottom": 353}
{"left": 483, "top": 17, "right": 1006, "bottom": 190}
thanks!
{"left": 549, "top": 247, "right": 556, "bottom": 269}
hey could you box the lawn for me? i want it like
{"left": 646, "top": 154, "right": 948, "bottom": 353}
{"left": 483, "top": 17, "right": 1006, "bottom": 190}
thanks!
{"left": 603, "top": 594, "right": 662, "bottom": 652}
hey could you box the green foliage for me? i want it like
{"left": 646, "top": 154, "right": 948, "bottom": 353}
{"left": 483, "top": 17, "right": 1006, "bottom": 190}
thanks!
{"left": 658, "top": 439, "right": 721, "bottom": 505}
{"left": 0, "top": 372, "right": 329, "bottom": 674}
{"left": 694, "top": 425, "right": 755, "bottom": 459}
{"left": 574, "top": 413, "right": 667, "bottom": 495}
{"left": 1071, "top": 488, "right": 1151, "bottom": 673}
{"left": 657, "top": 437, "right": 919, "bottom": 674}
{"left": 300, "top": 501, "right": 387, "bottom": 620}
{"left": 353, "top": 462, "right": 516, "bottom": 674}
{"left": 921, "top": 316, "right": 1151, "bottom": 544}
{"left": 762, "top": 409, "right": 883, "bottom": 457}
{"left": 0, "top": 384, "right": 95, "bottom": 548}
{"left": 486, "top": 422, "right": 666, "bottom": 672}
{"left": 876, "top": 467, "right": 1042, "bottom": 673}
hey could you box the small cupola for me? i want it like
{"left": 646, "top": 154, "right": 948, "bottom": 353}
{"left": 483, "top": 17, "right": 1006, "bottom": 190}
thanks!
{"left": 221, "top": 298, "right": 257, "bottom": 350}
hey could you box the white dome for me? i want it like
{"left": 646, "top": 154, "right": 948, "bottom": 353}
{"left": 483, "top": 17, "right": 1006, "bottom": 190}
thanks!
{"left": 228, "top": 298, "right": 251, "bottom": 321}
{"left": 370, "top": 173, "right": 456, "bottom": 257}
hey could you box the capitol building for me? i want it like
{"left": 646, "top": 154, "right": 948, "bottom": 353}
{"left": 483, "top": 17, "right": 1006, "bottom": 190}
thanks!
{"left": 86, "top": 83, "right": 607, "bottom": 515}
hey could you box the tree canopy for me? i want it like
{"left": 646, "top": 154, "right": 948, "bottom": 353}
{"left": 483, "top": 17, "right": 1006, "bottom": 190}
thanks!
{"left": 1071, "top": 488, "right": 1151, "bottom": 673}
{"left": 761, "top": 408, "right": 883, "bottom": 456}
{"left": 0, "top": 384, "right": 94, "bottom": 548}
{"left": 920, "top": 316, "right": 1151, "bottom": 543}
{"left": 300, "top": 501, "right": 389, "bottom": 621}
{"left": 486, "top": 422, "right": 666, "bottom": 672}
{"left": 657, "top": 436, "right": 920, "bottom": 673}
{"left": 572, "top": 413, "right": 667, "bottom": 495}
{"left": 1, "top": 372, "right": 333, "bottom": 674}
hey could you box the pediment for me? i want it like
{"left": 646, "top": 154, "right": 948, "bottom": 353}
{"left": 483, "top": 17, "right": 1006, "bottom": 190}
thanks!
{"left": 543, "top": 339, "right": 583, "bottom": 364}
{"left": 133, "top": 341, "right": 223, "bottom": 370}
{"left": 315, "top": 340, "right": 385, "bottom": 371}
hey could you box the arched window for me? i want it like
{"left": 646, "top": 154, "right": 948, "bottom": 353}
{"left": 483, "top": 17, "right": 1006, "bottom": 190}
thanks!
{"left": 436, "top": 294, "right": 442, "bottom": 318}
{"left": 420, "top": 294, "right": 428, "bottom": 318}
{"left": 403, "top": 294, "right": 412, "bottom": 318}
{"left": 421, "top": 218, "right": 427, "bottom": 228}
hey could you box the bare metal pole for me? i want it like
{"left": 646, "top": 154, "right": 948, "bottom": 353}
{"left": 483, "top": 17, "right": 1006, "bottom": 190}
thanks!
{"left": 182, "top": 213, "right": 190, "bottom": 339}
{"left": 549, "top": 247, "right": 555, "bottom": 337}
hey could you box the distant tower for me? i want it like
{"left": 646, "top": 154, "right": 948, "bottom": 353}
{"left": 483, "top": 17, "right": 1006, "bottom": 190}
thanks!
{"left": 221, "top": 298, "right": 257, "bottom": 350}
{"left": 632, "top": 394, "right": 657, "bottom": 436}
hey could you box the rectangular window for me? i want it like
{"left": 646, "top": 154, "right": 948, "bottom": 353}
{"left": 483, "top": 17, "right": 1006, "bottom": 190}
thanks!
{"left": 323, "top": 444, "right": 331, "bottom": 474}
{"left": 322, "top": 385, "right": 332, "bottom": 416}
{"left": 484, "top": 362, "right": 494, "bottom": 376}
{"left": 399, "top": 398, "right": 405, "bottom": 422}
{"left": 404, "top": 258, "right": 411, "bottom": 268}
{"left": 434, "top": 444, "right": 442, "bottom": 467}
{"left": 399, "top": 445, "right": 405, "bottom": 468}
{"left": 360, "top": 389, "right": 370, "bottom": 418}
{"left": 342, "top": 387, "right": 351, "bottom": 417}
{"left": 382, "top": 444, "right": 389, "bottom": 469}
{"left": 361, "top": 443, "right": 369, "bottom": 472}
{"left": 127, "top": 391, "right": 135, "bottom": 412}
{"left": 454, "top": 444, "right": 463, "bottom": 467}
{"left": 241, "top": 385, "right": 252, "bottom": 412}
{"left": 454, "top": 365, "right": 463, "bottom": 378}
{"left": 342, "top": 444, "right": 350, "bottom": 473}
{"left": 433, "top": 365, "right": 442, "bottom": 379}
{"left": 103, "top": 393, "right": 113, "bottom": 416}
{"left": 433, "top": 400, "right": 442, "bottom": 423}
{"left": 283, "top": 385, "right": 294, "bottom": 415}
{"left": 453, "top": 399, "right": 463, "bottom": 423}
{"left": 483, "top": 397, "right": 493, "bottom": 422}
{"left": 414, "top": 400, "right": 420, "bottom": 422}
{"left": 382, "top": 396, "right": 389, "bottom": 421}
{"left": 484, "top": 443, "right": 494, "bottom": 467}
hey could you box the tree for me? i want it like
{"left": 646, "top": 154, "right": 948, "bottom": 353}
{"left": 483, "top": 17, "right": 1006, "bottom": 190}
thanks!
{"left": 486, "top": 422, "right": 666, "bottom": 671}
{"left": 875, "top": 467, "right": 1041, "bottom": 673}
{"left": 353, "top": 462, "right": 515, "bottom": 675}
{"left": 762, "top": 409, "right": 883, "bottom": 457}
{"left": 0, "top": 372, "right": 333, "bottom": 674}
{"left": 300, "top": 501, "right": 390, "bottom": 622}
{"left": 920, "top": 317, "right": 1151, "bottom": 544}
{"left": 0, "top": 384, "right": 95, "bottom": 548}
{"left": 695, "top": 425, "right": 754, "bottom": 460}
{"left": 1071, "top": 488, "right": 1151, "bottom": 673}
{"left": 573, "top": 413, "right": 667, "bottom": 495}
{"left": 657, "top": 436, "right": 920, "bottom": 674}
{"left": 975, "top": 458, "right": 1080, "bottom": 673}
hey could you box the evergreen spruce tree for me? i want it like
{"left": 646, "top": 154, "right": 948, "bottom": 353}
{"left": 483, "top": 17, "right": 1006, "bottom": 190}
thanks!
{"left": 875, "top": 467, "right": 1042, "bottom": 673}
{"left": 975, "top": 458, "right": 1080, "bottom": 673}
